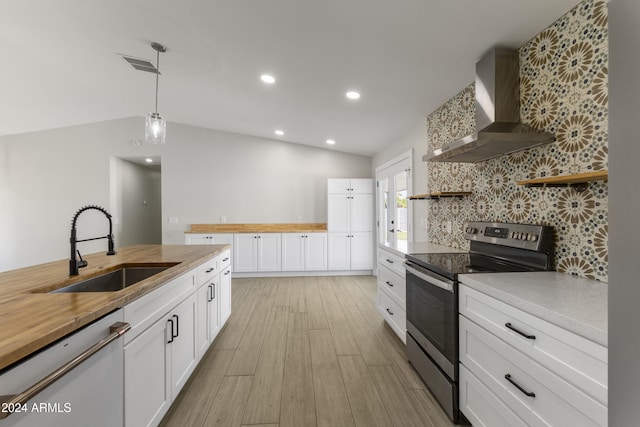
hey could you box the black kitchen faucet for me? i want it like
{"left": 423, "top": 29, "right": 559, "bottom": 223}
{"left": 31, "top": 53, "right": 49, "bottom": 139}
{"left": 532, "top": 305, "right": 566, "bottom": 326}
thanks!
{"left": 69, "top": 205, "right": 116, "bottom": 276}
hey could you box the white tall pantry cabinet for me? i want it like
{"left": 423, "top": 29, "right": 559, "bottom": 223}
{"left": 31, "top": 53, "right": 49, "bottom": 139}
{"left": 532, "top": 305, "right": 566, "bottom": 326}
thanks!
{"left": 327, "top": 178, "right": 374, "bottom": 271}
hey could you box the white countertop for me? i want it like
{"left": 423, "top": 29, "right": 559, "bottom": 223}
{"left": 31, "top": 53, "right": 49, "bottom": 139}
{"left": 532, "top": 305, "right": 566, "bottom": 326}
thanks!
{"left": 459, "top": 272, "right": 608, "bottom": 346}
{"left": 379, "top": 240, "right": 462, "bottom": 256}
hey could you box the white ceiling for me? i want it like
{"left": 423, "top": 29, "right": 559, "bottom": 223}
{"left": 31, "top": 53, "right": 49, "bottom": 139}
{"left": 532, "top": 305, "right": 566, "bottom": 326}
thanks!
{"left": 1, "top": 0, "right": 581, "bottom": 156}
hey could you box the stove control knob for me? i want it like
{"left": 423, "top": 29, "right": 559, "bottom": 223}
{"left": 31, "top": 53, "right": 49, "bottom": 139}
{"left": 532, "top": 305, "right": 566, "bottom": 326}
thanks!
{"left": 530, "top": 233, "right": 539, "bottom": 242}
{"left": 521, "top": 233, "right": 529, "bottom": 240}
{"left": 513, "top": 232, "right": 520, "bottom": 239}
{"left": 467, "top": 227, "right": 477, "bottom": 234}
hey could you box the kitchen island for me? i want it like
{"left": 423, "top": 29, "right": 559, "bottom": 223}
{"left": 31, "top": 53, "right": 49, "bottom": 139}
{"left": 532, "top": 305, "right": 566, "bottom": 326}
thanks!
{"left": 0, "top": 244, "right": 228, "bottom": 371}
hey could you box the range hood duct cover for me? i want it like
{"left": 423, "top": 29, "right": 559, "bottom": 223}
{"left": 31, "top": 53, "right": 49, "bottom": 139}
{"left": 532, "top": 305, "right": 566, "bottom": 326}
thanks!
{"left": 423, "top": 48, "right": 554, "bottom": 163}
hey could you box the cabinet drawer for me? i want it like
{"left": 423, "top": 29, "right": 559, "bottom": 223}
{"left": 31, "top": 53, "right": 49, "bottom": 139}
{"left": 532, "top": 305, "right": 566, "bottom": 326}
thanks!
{"left": 124, "top": 270, "right": 196, "bottom": 343}
{"left": 378, "top": 265, "right": 405, "bottom": 305}
{"left": 459, "top": 284, "right": 607, "bottom": 405}
{"left": 219, "top": 249, "right": 231, "bottom": 270}
{"left": 460, "top": 364, "right": 528, "bottom": 427}
{"left": 460, "top": 316, "right": 606, "bottom": 426}
{"left": 197, "top": 255, "right": 219, "bottom": 285}
{"left": 378, "top": 288, "right": 406, "bottom": 342}
{"left": 378, "top": 248, "right": 405, "bottom": 278}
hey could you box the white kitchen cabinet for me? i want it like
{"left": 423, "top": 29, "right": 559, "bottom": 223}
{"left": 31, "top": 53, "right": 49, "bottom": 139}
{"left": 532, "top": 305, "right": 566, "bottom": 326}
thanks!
{"left": 458, "top": 283, "right": 608, "bottom": 427}
{"left": 197, "top": 276, "right": 219, "bottom": 359}
{"left": 327, "top": 232, "right": 373, "bottom": 270}
{"left": 233, "top": 233, "right": 281, "bottom": 272}
{"left": 219, "top": 262, "right": 232, "bottom": 325}
{"left": 282, "top": 232, "right": 327, "bottom": 271}
{"left": 184, "top": 233, "right": 233, "bottom": 245}
{"left": 327, "top": 178, "right": 373, "bottom": 271}
{"left": 168, "top": 293, "right": 198, "bottom": 397}
{"left": 196, "top": 250, "right": 230, "bottom": 359}
{"left": 124, "top": 314, "right": 171, "bottom": 427}
{"left": 124, "top": 292, "right": 197, "bottom": 427}
{"left": 377, "top": 247, "right": 406, "bottom": 343}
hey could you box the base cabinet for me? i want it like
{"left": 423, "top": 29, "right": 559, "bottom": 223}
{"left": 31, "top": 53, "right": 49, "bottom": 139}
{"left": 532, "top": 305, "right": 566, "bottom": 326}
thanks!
{"left": 219, "top": 257, "right": 232, "bottom": 325}
{"left": 124, "top": 315, "right": 171, "bottom": 427}
{"left": 124, "top": 292, "right": 197, "bottom": 427}
{"left": 124, "top": 249, "right": 230, "bottom": 427}
{"left": 234, "top": 233, "right": 281, "bottom": 272}
{"left": 458, "top": 283, "right": 608, "bottom": 427}
{"left": 376, "top": 247, "right": 406, "bottom": 343}
{"left": 282, "top": 233, "right": 327, "bottom": 271}
{"left": 327, "top": 232, "right": 373, "bottom": 270}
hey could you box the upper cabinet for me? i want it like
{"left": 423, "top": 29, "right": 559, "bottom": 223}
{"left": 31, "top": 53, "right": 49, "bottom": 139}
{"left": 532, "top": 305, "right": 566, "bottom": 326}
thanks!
{"left": 327, "top": 179, "right": 374, "bottom": 233}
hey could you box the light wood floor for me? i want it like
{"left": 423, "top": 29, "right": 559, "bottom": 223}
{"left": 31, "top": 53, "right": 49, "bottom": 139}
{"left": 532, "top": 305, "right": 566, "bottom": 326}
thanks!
{"left": 160, "top": 276, "right": 457, "bottom": 427}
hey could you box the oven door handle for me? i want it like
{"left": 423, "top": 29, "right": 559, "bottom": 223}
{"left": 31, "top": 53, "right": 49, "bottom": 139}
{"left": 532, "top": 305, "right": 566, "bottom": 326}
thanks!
{"left": 403, "top": 261, "right": 454, "bottom": 293}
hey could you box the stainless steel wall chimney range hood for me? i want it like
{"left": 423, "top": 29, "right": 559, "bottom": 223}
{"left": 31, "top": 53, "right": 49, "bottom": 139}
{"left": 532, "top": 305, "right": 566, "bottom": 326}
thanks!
{"left": 423, "top": 48, "right": 554, "bottom": 163}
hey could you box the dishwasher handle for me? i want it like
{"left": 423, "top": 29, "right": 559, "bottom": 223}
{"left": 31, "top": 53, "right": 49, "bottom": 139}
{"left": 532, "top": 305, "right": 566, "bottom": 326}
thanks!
{"left": 0, "top": 321, "right": 130, "bottom": 420}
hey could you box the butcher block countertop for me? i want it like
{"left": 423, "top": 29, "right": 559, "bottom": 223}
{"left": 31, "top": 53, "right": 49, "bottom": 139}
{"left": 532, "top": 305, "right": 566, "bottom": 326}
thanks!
{"left": 186, "top": 223, "right": 327, "bottom": 233}
{"left": 0, "top": 244, "right": 229, "bottom": 371}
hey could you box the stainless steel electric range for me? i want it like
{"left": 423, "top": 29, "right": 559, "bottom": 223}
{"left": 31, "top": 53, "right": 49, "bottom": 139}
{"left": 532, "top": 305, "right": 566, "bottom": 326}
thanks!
{"left": 404, "top": 221, "right": 554, "bottom": 423}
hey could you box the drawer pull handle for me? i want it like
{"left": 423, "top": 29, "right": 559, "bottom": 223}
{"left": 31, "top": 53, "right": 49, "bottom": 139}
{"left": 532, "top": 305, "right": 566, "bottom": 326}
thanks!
{"left": 386, "top": 308, "right": 394, "bottom": 316}
{"left": 223, "top": 257, "right": 230, "bottom": 262}
{"left": 206, "top": 267, "right": 215, "bottom": 273}
{"left": 505, "top": 323, "right": 536, "bottom": 340}
{"left": 385, "top": 281, "right": 394, "bottom": 287}
{"left": 386, "top": 259, "right": 394, "bottom": 264}
{"left": 505, "top": 374, "right": 536, "bottom": 397}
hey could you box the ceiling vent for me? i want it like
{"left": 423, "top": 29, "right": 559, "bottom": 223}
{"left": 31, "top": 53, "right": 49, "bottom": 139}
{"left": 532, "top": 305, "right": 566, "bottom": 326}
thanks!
{"left": 121, "top": 55, "right": 159, "bottom": 74}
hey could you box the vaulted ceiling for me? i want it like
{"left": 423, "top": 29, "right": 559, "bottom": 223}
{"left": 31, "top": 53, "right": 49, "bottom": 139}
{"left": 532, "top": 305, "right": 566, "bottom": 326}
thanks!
{"left": 1, "top": 0, "right": 580, "bottom": 156}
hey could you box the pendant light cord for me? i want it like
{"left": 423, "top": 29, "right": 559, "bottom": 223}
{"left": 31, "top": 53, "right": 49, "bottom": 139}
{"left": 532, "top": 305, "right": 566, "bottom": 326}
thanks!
{"left": 154, "top": 48, "right": 160, "bottom": 113}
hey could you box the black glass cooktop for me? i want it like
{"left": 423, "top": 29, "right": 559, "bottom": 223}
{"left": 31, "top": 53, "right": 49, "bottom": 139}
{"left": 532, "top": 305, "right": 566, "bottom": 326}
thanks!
{"left": 405, "top": 252, "right": 536, "bottom": 280}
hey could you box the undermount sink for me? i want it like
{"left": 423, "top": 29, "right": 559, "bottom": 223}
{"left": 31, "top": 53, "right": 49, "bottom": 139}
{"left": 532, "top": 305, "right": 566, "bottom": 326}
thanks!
{"left": 49, "top": 264, "right": 179, "bottom": 293}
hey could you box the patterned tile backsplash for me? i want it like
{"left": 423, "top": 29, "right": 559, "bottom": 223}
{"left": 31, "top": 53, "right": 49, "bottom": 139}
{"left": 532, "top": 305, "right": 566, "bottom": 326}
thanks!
{"left": 425, "top": 0, "right": 608, "bottom": 281}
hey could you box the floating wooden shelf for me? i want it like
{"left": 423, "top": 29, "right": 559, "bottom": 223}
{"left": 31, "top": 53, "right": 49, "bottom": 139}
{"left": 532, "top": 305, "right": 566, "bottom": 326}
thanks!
{"left": 409, "top": 191, "right": 472, "bottom": 200}
{"left": 517, "top": 170, "right": 608, "bottom": 192}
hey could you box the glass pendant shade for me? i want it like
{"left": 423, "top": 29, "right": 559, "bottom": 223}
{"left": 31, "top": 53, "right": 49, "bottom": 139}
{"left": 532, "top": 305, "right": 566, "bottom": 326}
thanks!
{"left": 145, "top": 112, "right": 166, "bottom": 144}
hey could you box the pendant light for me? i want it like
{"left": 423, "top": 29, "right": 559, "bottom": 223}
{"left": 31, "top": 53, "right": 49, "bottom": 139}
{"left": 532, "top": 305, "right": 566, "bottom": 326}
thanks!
{"left": 145, "top": 42, "right": 167, "bottom": 144}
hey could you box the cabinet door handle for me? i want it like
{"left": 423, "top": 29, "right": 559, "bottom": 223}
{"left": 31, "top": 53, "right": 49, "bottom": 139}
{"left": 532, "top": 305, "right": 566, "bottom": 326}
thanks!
{"left": 206, "top": 267, "right": 215, "bottom": 273}
{"left": 386, "top": 308, "right": 394, "bottom": 316}
{"left": 505, "top": 322, "right": 536, "bottom": 340}
{"left": 505, "top": 374, "right": 536, "bottom": 397}
{"left": 224, "top": 270, "right": 231, "bottom": 276}
{"left": 385, "top": 281, "right": 394, "bottom": 287}
{"left": 386, "top": 259, "right": 394, "bottom": 264}
{"left": 212, "top": 283, "right": 216, "bottom": 300}
{"left": 172, "top": 314, "right": 179, "bottom": 338}
{"left": 167, "top": 319, "right": 175, "bottom": 343}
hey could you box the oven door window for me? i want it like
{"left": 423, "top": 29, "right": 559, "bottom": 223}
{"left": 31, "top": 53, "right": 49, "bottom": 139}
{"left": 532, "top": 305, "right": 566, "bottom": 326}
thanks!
{"left": 406, "top": 270, "right": 456, "bottom": 364}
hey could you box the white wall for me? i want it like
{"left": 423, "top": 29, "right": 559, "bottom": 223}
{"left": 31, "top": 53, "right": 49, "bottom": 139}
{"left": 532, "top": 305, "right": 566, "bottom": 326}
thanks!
{"left": 372, "top": 120, "right": 430, "bottom": 242}
{"left": 608, "top": 0, "right": 640, "bottom": 423}
{"left": 0, "top": 117, "right": 371, "bottom": 272}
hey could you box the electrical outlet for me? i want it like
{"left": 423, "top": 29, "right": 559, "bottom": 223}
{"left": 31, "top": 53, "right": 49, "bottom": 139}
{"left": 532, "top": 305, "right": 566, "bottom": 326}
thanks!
{"left": 220, "top": 216, "right": 226, "bottom": 223}
{"left": 168, "top": 216, "right": 179, "bottom": 224}
{"left": 445, "top": 220, "right": 452, "bottom": 234}
{"left": 297, "top": 216, "right": 302, "bottom": 223}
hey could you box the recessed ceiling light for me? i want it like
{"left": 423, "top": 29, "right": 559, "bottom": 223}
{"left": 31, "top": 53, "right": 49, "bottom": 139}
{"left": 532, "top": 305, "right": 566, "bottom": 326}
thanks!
{"left": 346, "top": 91, "right": 361, "bottom": 100}
{"left": 260, "top": 74, "right": 276, "bottom": 84}
{"left": 275, "top": 129, "right": 284, "bottom": 136}
{"left": 145, "top": 158, "right": 153, "bottom": 163}
{"left": 326, "top": 139, "right": 336, "bottom": 145}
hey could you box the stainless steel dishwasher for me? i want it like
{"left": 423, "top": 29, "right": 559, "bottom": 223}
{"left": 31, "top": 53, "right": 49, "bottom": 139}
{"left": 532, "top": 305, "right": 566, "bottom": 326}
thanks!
{"left": 0, "top": 309, "right": 129, "bottom": 427}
